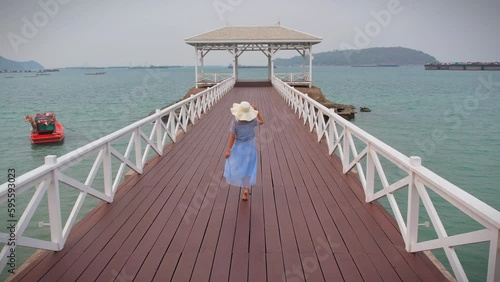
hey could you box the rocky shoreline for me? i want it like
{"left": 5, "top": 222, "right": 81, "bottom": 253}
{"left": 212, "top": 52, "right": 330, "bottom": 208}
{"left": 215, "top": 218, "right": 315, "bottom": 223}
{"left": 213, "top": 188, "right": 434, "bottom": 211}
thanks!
{"left": 151, "top": 86, "right": 361, "bottom": 120}
{"left": 294, "top": 86, "right": 357, "bottom": 120}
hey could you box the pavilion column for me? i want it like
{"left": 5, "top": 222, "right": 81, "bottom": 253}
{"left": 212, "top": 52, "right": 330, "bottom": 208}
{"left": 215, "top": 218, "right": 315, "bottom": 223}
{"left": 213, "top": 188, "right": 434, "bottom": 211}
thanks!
{"left": 302, "top": 47, "right": 306, "bottom": 75}
{"left": 233, "top": 46, "right": 238, "bottom": 81}
{"left": 309, "top": 45, "right": 313, "bottom": 88}
{"left": 235, "top": 56, "right": 239, "bottom": 81}
{"left": 194, "top": 47, "right": 199, "bottom": 88}
{"left": 268, "top": 47, "right": 272, "bottom": 81}
{"left": 271, "top": 46, "right": 275, "bottom": 80}
{"left": 200, "top": 52, "right": 204, "bottom": 77}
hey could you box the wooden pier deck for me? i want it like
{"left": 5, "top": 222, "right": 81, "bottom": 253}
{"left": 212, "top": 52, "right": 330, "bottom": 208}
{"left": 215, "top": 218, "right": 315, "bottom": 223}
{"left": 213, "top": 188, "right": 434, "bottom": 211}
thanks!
{"left": 11, "top": 86, "right": 448, "bottom": 281}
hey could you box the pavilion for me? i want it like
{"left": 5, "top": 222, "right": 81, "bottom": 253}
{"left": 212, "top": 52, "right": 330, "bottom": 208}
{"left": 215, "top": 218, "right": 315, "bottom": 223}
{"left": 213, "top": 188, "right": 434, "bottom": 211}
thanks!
{"left": 185, "top": 25, "right": 322, "bottom": 88}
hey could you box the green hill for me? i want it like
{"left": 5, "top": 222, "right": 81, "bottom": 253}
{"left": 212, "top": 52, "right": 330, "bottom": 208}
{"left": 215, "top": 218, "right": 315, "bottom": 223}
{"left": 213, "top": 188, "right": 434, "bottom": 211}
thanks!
{"left": 0, "top": 56, "right": 44, "bottom": 70}
{"left": 274, "top": 47, "right": 438, "bottom": 66}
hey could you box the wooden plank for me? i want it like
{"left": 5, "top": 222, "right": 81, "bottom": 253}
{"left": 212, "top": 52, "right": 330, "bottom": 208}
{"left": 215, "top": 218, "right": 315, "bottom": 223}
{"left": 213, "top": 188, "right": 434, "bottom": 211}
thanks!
{"left": 298, "top": 252, "right": 325, "bottom": 282}
{"left": 14, "top": 86, "right": 450, "bottom": 282}
{"left": 233, "top": 194, "right": 251, "bottom": 253}
{"left": 12, "top": 157, "right": 162, "bottom": 282}
{"left": 152, "top": 252, "right": 181, "bottom": 282}
{"left": 39, "top": 176, "right": 164, "bottom": 281}
{"left": 282, "top": 107, "right": 406, "bottom": 281}
{"left": 209, "top": 187, "right": 240, "bottom": 281}
{"left": 170, "top": 252, "right": 198, "bottom": 282}
{"left": 132, "top": 116, "right": 228, "bottom": 281}
{"left": 279, "top": 89, "right": 441, "bottom": 281}
{"left": 229, "top": 252, "right": 248, "bottom": 282}
{"left": 257, "top": 90, "right": 282, "bottom": 256}
{"left": 93, "top": 97, "right": 231, "bottom": 282}
{"left": 248, "top": 252, "right": 266, "bottom": 282}
{"left": 266, "top": 253, "right": 285, "bottom": 282}
{"left": 272, "top": 118, "right": 316, "bottom": 255}
{"left": 190, "top": 251, "right": 214, "bottom": 282}
{"left": 297, "top": 136, "right": 422, "bottom": 281}
{"left": 153, "top": 114, "right": 229, "bottom": 280}
{"left": 170, "top": 149, "right": 229, "bottom": 281}
{"left": 272, "top": 92, "right": 376, "bottom": 281}
{"left": 65, "top": 107, "right": 225, "bottom": 282}
{"left": 344, "top": 171, "right": 448, "bottom": 281}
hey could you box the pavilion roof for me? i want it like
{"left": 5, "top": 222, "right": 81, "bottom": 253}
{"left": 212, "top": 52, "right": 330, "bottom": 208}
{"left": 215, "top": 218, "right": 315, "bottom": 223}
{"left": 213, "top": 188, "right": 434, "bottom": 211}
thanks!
{"left": 185, "top": 25, "right": 322, "bottom": 45}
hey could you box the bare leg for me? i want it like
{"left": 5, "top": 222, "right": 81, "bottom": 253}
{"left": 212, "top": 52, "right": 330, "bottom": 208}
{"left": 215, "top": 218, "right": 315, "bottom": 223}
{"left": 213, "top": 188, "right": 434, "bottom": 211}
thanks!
{"left": 241, "top": 188, "right": 248, "bottom": 200}
{"left": 241, "top": 177, "right": 250, "bottom": 200}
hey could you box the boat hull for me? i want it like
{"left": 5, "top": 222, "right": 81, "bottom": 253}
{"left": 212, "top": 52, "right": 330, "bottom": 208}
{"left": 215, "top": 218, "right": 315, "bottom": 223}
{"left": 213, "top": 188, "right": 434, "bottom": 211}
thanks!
{"left": 30, "top": 121, "right": 65, "bottom": 144}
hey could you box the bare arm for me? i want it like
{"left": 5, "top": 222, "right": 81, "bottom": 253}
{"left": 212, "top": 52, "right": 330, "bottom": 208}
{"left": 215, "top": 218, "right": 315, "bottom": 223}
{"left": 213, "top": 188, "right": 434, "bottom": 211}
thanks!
{"left": 253, "top": 105, "right": 264, "bottom": 125}
{"left": 225, "top": 133, "right": 235, "bottom": 158}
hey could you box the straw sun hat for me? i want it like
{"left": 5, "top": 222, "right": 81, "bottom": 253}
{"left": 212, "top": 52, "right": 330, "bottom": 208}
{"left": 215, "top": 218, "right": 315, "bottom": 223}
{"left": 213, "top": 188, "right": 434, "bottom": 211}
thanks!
{"left": 230, "top": 101, "right": 258, "bottom": 121}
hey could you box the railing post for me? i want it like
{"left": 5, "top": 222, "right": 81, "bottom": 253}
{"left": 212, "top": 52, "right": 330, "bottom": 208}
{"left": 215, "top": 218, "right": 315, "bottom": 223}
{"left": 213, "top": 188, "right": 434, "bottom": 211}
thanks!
{"left": 169, "top": 112, "right": 177, "bottom": 142}
{"left": 45, "top": 155, "right": 63, "bottom": 250}
{"left": 342, "top": 128, "right": 350, "bottom": 173}
{"left": 488, "top": 229, "right": 500, "bottom": 282}
{"left": 155, "top": 109, "right": 162, "bottom": 155}
{"left": 407, "top": 156, "right": 421, "bottom": 252}
{"left": 302, "top": 94, "right": 308, "bottom": 123}
{"left": 365, "top": 145, "right": 375, "bottom": 202}
{"left": 308, "top": 103, "right": 314, "bottom": 132}
{"left": 189, "top": 94, "right": 196, "bottom": 125}
{"left": 135, "top": 128, "right": 143, "bottom": 172}
{"left": 327, "top": 109, "right": 336, "bottom": 155}
{"left": 103, "top": 144, "right": 113, "bottom": 200}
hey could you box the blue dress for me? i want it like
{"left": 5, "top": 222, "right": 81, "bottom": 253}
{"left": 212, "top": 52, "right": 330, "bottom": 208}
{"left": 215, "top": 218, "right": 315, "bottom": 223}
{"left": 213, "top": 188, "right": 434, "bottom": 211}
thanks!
{"left": 224, "top": 118, "right": 259, "bottom": 187}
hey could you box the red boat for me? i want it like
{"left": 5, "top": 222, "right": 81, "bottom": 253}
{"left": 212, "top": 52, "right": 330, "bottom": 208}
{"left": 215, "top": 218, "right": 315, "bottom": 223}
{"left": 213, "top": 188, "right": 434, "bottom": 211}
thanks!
{"left": 25, "top": 113, "right": 65, "bottom": 144}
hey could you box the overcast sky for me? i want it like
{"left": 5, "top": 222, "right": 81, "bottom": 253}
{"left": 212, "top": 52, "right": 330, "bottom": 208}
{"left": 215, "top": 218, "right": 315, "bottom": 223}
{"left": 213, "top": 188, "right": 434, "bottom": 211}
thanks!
{"left": 1, "top": 0, "right": 498, "bottom": 68}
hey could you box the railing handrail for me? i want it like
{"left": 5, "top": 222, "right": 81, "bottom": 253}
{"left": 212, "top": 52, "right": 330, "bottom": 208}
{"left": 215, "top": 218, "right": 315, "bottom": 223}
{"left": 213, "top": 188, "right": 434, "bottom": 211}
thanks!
{"left": 0, "top": 76, "right": 236, "bottom": 274}
{"left": 272, "top": 75, "right": 500, "bottom": 281}
{"left": 0, "top": 78, "right": 234, "bottom": 200}
{"left": 274, "top": 77, "right": 500, "bottom": 227}
{"left": 197, "top": 72, "right": 232, "bottom": 78}
{"left": 274, "top": 72, "right": 311, "bottom": 82}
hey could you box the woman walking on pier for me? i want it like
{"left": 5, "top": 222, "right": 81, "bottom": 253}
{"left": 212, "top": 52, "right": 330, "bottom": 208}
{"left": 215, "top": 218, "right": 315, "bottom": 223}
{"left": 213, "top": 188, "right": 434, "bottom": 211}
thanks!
{"left": 224, "top": 101, "right": 264, "bottom": 201}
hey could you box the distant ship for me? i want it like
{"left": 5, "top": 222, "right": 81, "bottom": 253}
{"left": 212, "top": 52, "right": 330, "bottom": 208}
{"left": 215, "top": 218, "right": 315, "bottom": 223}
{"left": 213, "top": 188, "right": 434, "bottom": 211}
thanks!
{"left": 85, "top": 72, "right": 106, "bottom": 75}
{"left": 228, "top": 64, "right": 276, "bottom": 69}
{"left": 129, "top": 65, "right": 170, "bottom": 69}
{"left": 351, "top": 64, "right": 399, "bottom": 67}
{"left": 424, "top": 62, "right": 500, "bottom": 71}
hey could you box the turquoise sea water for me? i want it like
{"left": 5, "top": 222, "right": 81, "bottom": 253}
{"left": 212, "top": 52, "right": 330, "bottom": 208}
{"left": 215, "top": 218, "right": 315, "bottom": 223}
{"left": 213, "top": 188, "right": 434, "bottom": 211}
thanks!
{"left": 0, "top": 66, "right": 499, "bottom": 280}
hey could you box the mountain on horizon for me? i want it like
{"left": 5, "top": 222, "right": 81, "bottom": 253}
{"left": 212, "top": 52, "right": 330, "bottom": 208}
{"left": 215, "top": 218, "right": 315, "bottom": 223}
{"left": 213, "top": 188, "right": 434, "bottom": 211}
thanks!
{"left": 0, "top": 56, "right": 44, "bottom": 70}
{"left": 274, "top": 47, "right": 438, "bottom": 66}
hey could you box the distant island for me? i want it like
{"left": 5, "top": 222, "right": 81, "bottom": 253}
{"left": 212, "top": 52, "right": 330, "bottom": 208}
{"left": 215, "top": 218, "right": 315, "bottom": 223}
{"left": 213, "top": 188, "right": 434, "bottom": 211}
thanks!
{"left": 0, "top": 56, "right": 44, "bottom": 71}
{"left": 274, "top": 47, "right": 438, "bottom": 67}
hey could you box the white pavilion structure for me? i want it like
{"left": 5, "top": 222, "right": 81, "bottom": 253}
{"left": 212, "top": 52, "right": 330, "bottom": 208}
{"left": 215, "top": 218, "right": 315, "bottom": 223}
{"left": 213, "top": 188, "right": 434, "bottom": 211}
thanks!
{"left": 185, "top": 25, "right": 322, "bottom": 88}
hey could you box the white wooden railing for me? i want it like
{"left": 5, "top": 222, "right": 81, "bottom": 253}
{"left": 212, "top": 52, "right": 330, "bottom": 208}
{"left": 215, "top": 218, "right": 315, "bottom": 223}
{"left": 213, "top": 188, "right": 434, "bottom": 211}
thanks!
{"left": 196, "top": 73, "right": 233, "bottom": 84}
{"left": 0, "top": 77, "right": 235, "bottom": 273}
{"left": 274, "top": 72, "right": 311, "bottom": 83}
{"left": 272, "top": 76, "right": 500, "bottom": 282}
